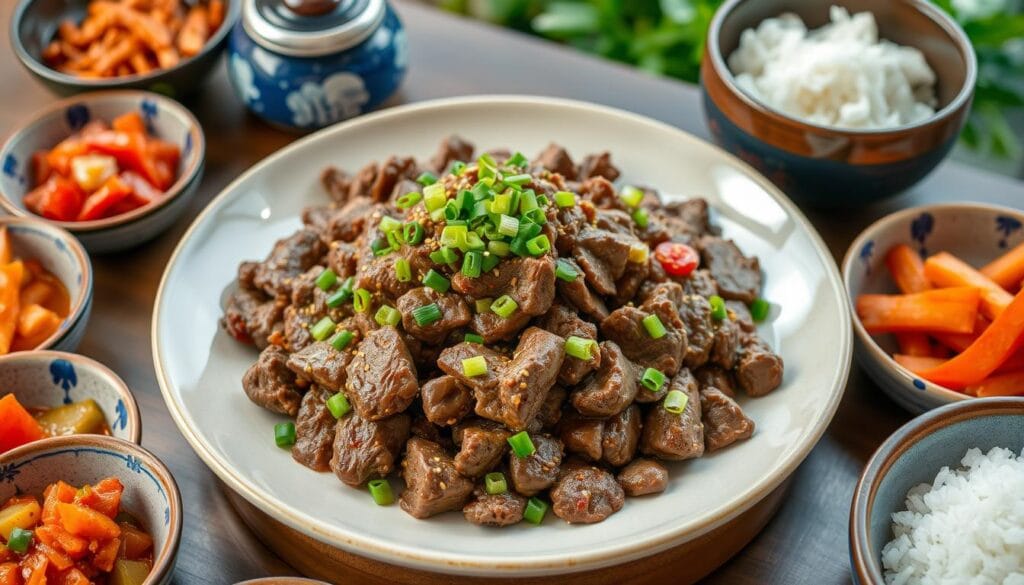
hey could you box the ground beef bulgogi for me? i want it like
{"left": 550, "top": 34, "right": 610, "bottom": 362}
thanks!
{"left": 222, "top": 138, "right": 784, "bottom": 526}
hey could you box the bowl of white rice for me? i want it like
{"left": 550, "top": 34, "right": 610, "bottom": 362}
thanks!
{"left": 701, "top": 0, "right": 976, "bottom": 208}
{"left": 850, "top": 397, "right": 1024, "bottom": 585}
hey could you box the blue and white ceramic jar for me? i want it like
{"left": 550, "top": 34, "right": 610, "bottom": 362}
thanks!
{"left": 227, "top": 0, "right": 406, "bottom": 131}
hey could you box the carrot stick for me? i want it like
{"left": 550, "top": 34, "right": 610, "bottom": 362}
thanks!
{"left": 856, "top": 287, "right": 981, "bottom": 334}
{"left": 981, "top": 240, "right": 1024, "bottom": 291}
{"left": 896, "top": 333, "right": 934, "bottom": 357}
{"left": 924, "top": 252, "right": 1013, "bottom": 319}
{"left": 932, "top": 314, "right": 990, "bottom": 353}
{"left": 919, "top": 286, "right": 1024, "bottom": 388}
{"left": 966, "top": 369, "right": 1024, "bottom": 397}
{"left": 886, "top": 244, "right": 930, "bottom": 293}
{"left": 893, "top": 354, "right": 946, "bottom": 374}
{"left": 0, "top": 227, "right": 11, "bottom": 265}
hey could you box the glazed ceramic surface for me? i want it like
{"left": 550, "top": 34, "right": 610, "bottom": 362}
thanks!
{"left": 0, "top": 216, "right": 92, "bottom": 353}
{"left": 227, "top": 4, "right": 407, "bottom": 130}
{"left": 11, "top": 0, "right": 239, "bottom": 97}
{"left": 842, "top": 203, "right": 1024, "bottom": 414}
{"left": 0, "top": 91, "right": 205, "bottom": 253}
{"left": 849, "top": 398, "right": 1024, "bottom": 585}
{"left": 0, "top": 350, "right": 141, "bottom": 443}
{"left": 0, "top": 435, "right": 183, "bottom": 585}
{"left": 152, "top": 96, "right": 852, "bottom": 577}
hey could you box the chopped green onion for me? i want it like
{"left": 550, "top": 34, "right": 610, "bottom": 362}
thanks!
{"left": 375, "top": 305, "right": 402, "bottom": 327}
{"left": 565, "top": 336, "right": 597, "bottom": 360}
{"left": 422, "top": 269, "right": 451, "bottom": 293}
{"left": 412, "top": 303, "right": 442, "bottom": 326}
{"left": 750, "top": 298, "right": 770, "bottom": 322}
{"left": 504, "top": 173, "right": 531, "bottom": 186}
{"left": 555, "top": 259, "right": 578, "bottom": 282}
{"left": 378, "top": 216, "right": 401, "bottom": 233}
{"left": 709, "top": 295, "right": 727, "bottom": 321}
{"left": 416, "top": 171, "right": 437, "bottom": 186}
{"left": 664, "top": 390, "right": 689, "bottom": 414}
{"left": 368, "top": 479, "right": 394, "bottom": 506}
{"left": 274, "top": 422, "right": 296, "bottom": 447}
{"left": 507, "top": 431, "right": 535, "bottom": 457}
{"left": 386, "top": 230, "right": 402, "bottom": 250}
{"left": 498, "top": 214, "right": 519, "bottom": 237}
{"left": 450, "top": 160, "right": 467, "bottom": 175}
{"left": 455, "top": 189, "right": 474, "bottom": 211}
{"left": 462, "top": 251, "right": 483, "bottom": 278}
{"left": 525, "top": 235, "right": 551, "bottom": 256}
{"left": 620, "top": 186, "right": 644, "bottom": 207}
{"left": 329, "top": 330, "right": 354, "bottom": 351}
{"left": 475, "top": 298, "right": 493, "bottom": 313}
{"left": 463, "top": 231, "right": 485, "bottom": 251}
{"left": 490, "top": 193, "right": 511, "bottom": 215}
{"left": 554, "top": 191, "right": 576, "bottom": 208}
{"left": 510, "top": 222, "right": 542, "bottom": 256}
{"left": 444, "top": 199, "right": 461, "bottom": 221}
{"left": 440, "top": 225, "right": 468, "bottom": 248}
{"left": 477, "top": 153, "right": 498, "bottom": 180}
{"left": 429, "top": 208, "right": 446, "bottom": 222}
{"left": 628, "top": 243, "right": 649, "bottom": 264}
{"left": 326, "top": 393, "right": 351, "bottom": 418}
{"left": 642, "top": 314, "right": 666, "bottom": 339}
{"left": 7, "top": 527, "right": 32, "bottom": 553}
{"left": 482, "top": 253, "right": 501, "bottom": 272}
{"left": 632, "top": 207, "right": 649, "bottom": 228}
{"left": 423, "top": 183, "right": 447, "bottom": 212}
{"left": 353, "top": 288, "right": 372, "bottom": 313}
{"left": 370, "top": 237, "right": 391, "bottom": 257}
{"left": 315, "top": 268, "right": 337, "bottom": 291}
{"left": 488, "top": 241, "right": 510, "bottom": 257}
{"left": 505, "top": 152, "right": 528, "bottom": 168}
{"left": 485, "top": 471, "right": 508, "bottom": 495}
{"left": 522, "top": 208, "right": 547, "bottom": 225}
{"left": 395, "top": 258, "right": 412, "bottom": 282}
{"left": 439, "top": 246, "right": 460, "bottom": 264}
{"left": 464, "top": 332, "right": 484, "bottom": 344}
{"left": 519, "top": 190, "right": 538, "bottom": 214}
{"left": 402, "top": 221, "right": 424, "bottom": 245}
{"left": 310, "top": 316, "right": 336, "bottom": 341}
{"left": 396, "top": 192, "right": 422, "bottom": 210}
{"left": 523, "top": 497, "right": 548, "bottom": 525}
{"left": 462, "top": 355, "right": 488, "bottom": 377}
{"left": 471, "top": 181, "right": 491, "bottom": 201}
{"left": 327, "top": 279, "right": 354, "bottom": 307}
{"left": 507, "top": 190, "right": 521, "bottom": 217}
{"left": 536, "top": 194, "right": 550, "bottom": 207}
{"left": 641, "top": 368, "right": 666, "bottom": 392}
{"left": 470, "top": 200, "right": 490, "bottom": 220}
{"left": 491, "top": 295, "right": 518, "bottom": 318}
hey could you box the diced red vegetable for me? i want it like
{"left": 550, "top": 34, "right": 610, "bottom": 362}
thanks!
{"left": 0, "top": 394, "right": 47, "bottom": 453}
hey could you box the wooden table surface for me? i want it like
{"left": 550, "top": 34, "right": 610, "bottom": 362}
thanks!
{"left": 4, "top": 2, "right": 1024, "bottom": 583}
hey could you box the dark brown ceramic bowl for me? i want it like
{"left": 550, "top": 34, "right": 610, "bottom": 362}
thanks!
{"left": 701, "top": 0, "right": 976, "bottom": 208}
{"left": 849, "top": 397, "right": 1024, "bottom": 584}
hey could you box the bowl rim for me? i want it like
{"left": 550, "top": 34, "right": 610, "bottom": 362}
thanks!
{"left": 841, "top": 202, "right": 1024, "bottom": 408}
{"left": 0, "top": 433, "right": 183, "bottom": 585}
{"left": 848, "top": 396, "right": 1024, "bottom": 584}
{"left": 0, "top": 349, "right": 142, "bottom": 444}
{"left": 10, "top": 0, "right": 239, "bottom": 89}
{"left": 706, "top": 0, "right": 978, "bottom": 137}
{"left": 0, "top": 89, "right": 206, "bottom": 233}
{"left": 0, "top": 215, "right": 93, "bottom": 353}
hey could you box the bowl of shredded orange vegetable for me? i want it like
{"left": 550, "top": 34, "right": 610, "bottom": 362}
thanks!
{"left": 843, "top": 203, "right": 1024, "bottom": 413}
{"left": 0, "top": 435, "right": 181, "bottom": 585}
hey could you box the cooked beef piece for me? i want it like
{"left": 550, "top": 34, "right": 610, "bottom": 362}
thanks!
{"left": 662, "top": 198, "right": 711, "bottom": 237}
{"left": 736, "top": 334, "right": 784, "bottom": 397}
{"left": 470, "top": 310, "right": 533, "bottom": 344}
{"left": 701, "top": 387, "right": 754, "bottom": 451}
{"left": 577, "top": 152, "right": 620, "bottom": 181}
{"left": 508, "top": 434, "right": 563, "bottom": 496}
{"left": 558, "top": 410, "right": 604, "bottom": 462}
{"left": 612, "top": 259, "right": 650, "bottom": 307}
{"left": 640, "top": 369, "right": 704, "bottom": 460}
{"left": 681, "top": 268, "right": 718, "bottom": 299}
{"left": 695, "top": 364, "right": 737, "bottom": 398}
{"left": 699, "top": 237, "right": 761, "bottom": 303}
{"left": 453, "top": 420, "right": 510, "bottom": 477}
{"left": 389, "top": 179, "right": 421, "bottom": 204}
{"left": 535, "top": 144, "right": 577, "bottom": 180}
{"left": 370, "top": 156, "right": 416, "bottom": 202}
{"left": 532, "top": 385, "right": 566, "bottom": 432}
{"left": 421, "top": 375, "right": 473, "bottom": 427}
{"left": 357, "top": 242, "right": 435, "bottom": 302}
{"left": 726, "top": 300, "right": 756, "bottom": 333}
{"left": 594, "top": 208, "right": 636, "bottom": 235}
{"left": 437, "top": 342, "right": 506, "bottom": 396}
{"left": 327, "top": 242, "right": 360, "bottom": 280}
{"left": 550, "top": 204, "right": 588, "bottom": 255}
{"left": 638, "top": 275, "right": 687, "bottom": 307}
{"left": 349, "top": 162, "right": 378, "bottom": 199}
{"left": 601, "top": 404, "right": 642, "bottom": 467}
{"left": 242, "top": 346, "right": 303, "bottom": 416}
{"left": 253, "top": 228, "right": 326, "bottom": 298}
{"left": 452, "top": 257, "right": 556, "bottom": 318}
{"left": 397, "top": 288, "right": 471, "bottom": 345}
{"left": 222, "top": 287, "right": 283, "bottom": 348}
{"left": 571, "top": 342, "right": 638, "bottom": 417}
{"left": 463, "top": 491, "right": 526, "bottom": 527}
{"left": 302, "top": 205, "right": 333, "bottom": 234}
{"left": 345, "top": 328, "right": 419, "bottom": 420}
{"left": 550, "top": 460, "right": 625, "bottom": 524}
{"left": 579, "top": 177, "right": 620, "bottom": 211}
{"left": 538, "top": 304, "right": 601, "bottom": 386}
{"left": 710, "top": 318, "right": 740, "bottom": 369}
{"left": 679, "top": 294, "right": 714, "bottom": 369}
{"left": 282, "top": 305, "right": 314, "bottom": 352}
{"left": 495, "top": 327, "right": 565, "bottom": 430}
{"left": 573, "top": 227, "right": 636, "bottom": 296}
{"left": 324, "top": 197, "right": 373, "bottom": 243}
{"left": 286, "top": 341, "right": 351, "bottom": 391}
{"left": 410, "top": 414, "right": 452, "bottom": 448}
{"left": 431, "top": 135, "right": 474, "bottom": 173}
{"left": 556, "top": 259, "right": 610, "bottom": 322}
{"left": 617, "top": 459, "right": 668, "bottom": 497}
{"left": 400, "top": 437, "right": 475, "bottom": 519}
{"left": 600, "top": 295, "right": 686, "bottom": 377}
{"left": 289, "top": 266, "right": 333, "bottom": 313}
{"left": 292, "top": 386, "right": 336, "bottom": 472}
{"left": 321, "top": 167, "right": 353, "bottom": 204}
{"left": 330, "top": 412, "right": 410, "bottom": 486}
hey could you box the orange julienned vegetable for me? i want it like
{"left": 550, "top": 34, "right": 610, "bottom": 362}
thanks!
{"left": 856, "top": 287, "right": 981, "bottom": 334}
{"left": 932, "top": 314, "right": 989, "bottom": 353}
{"left": 0, "top": 394, "right": 47, "bottom": 453}
{"left": 924, "top": 252, "right": 1013, "bottom": 319}
{"left": 893, "top": 354, "right": 946, "bottom": 374}
{"left": 966, "top": 369, "right": 1024, "bottom": 397}
{"left": 885, "top": 244, "right": 935, "bottom": 356}
{"left": 896, "top": 333, "right": 934, "bottom": 357}
{"left": 981, "top": 240, "right": 1024, "bottom": 291}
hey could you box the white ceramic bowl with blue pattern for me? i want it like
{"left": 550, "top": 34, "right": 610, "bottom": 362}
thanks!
{"left": 0, "top": 435, "right": 182, "bottom": 584}
{"left": 0, "top": 90, "right": 205, "bottom": 253}
{"left": 0, "top": 350, "right": 141, "bottom": 443}
{"left": 842, "top": 203, "right": 1024, "bottom": 414}
{"left": 0, "top": 215, "right": 92, "bottom": 353}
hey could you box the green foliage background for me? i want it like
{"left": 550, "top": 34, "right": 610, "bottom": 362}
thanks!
{"left": 437, "top": 0, "right": 1024, "bottom": 157}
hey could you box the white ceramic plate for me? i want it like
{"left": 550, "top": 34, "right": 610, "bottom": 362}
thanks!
{"left": 152, "top": 96, "right": 851, "bottom": 577}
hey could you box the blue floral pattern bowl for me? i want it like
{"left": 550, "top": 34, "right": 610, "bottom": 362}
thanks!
{"left": 842, "top": 203, "right": 1024, "bottom": 413}
{"left": 0, "top": 350, "right": 141, "bottom": 443}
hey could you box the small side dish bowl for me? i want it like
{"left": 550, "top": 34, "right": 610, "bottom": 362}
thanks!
{"left": 0, "top": 350, "right": 141, "bottom": 443}
{"left": 849, "top": 397, "right": 1024, "bottom": 584}
{"left": 701, "top": 0, "right": 976, "bottom": 207}
{"left": 842, "top": 203, "right": 1024, "bottom": 414}
{"left": 0, "top": 435, "right": 182, "bottom": 585}
{"left": 0, "top": 90, "right": 205, "bottom": 253}
{"left": 0, "top": 215, "right": 92, "bottom": 353}
{"left": 11, "top": 0, "right": 239, "bottom": 97}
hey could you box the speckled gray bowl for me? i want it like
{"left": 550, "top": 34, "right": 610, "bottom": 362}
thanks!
{"left": 0, "top": 350, "right": 141, "bottom": 443}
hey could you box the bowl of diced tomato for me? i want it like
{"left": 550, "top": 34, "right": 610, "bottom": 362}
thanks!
{"left": 0, "top": 90, "right": 204, "bottom": 253}
{"left": 843, "top": 203, "right": 1024, "bottom": 414}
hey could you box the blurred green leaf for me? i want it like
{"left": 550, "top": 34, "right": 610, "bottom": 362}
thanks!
{"left": 532, "top": 3, "right": 601, "bottom": 36}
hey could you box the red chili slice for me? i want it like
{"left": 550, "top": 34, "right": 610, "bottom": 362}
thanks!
{"left": 655, "top": 242, "right": 700, "bottom": 277}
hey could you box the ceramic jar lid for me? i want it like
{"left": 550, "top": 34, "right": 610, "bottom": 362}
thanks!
{"left": 242, "top": 0, "right": 385, "bottom": 57}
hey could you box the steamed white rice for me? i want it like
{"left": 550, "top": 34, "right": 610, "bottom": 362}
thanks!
{"left": 881, "top": 447, "right": 1024, "bottom": 585}
{"left": 728, "top": 6, "right": 937, "bottom": 130}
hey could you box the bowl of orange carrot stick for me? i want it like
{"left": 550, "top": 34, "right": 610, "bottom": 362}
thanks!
{"left": 843, "top": 203, "right": 1024, "bottom": 413}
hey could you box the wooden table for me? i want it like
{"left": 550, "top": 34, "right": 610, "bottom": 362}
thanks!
{"left": 4, "top": 2, "right": 1024, "bottom": 583}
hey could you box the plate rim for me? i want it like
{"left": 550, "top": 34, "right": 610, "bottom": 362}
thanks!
{"left": 151, "top": 94, "right": 852, "bottom": 575}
